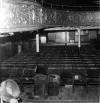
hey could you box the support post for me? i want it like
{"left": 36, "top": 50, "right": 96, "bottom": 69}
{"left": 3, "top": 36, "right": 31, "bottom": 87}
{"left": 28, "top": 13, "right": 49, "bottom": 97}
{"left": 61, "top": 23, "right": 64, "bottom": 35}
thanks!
{"left": 77, "top": 28, "right": 81, "bottom": 48}
{"left": 41, "top": 0, "right": 44, "bottom": 6}
{"left": 1, "top": 96, "right": 3, "bottom": 103}
{"left": 36, "top": 33, "right": 39, "bottom": 53}
{"left": 18, "top": 41, "right": 22, "bottom": 54}
{"left": 65, "top": 31, "right": 69, "bottom": 45}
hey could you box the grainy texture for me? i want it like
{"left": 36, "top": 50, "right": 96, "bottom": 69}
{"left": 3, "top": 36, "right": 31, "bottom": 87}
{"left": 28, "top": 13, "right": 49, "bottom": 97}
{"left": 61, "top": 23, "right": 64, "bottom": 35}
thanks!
{"left": 0, "top": 0, "right": 100, "bottom": 33}
{"left": 20, "top": 85, "right": 99, "bottom": 102}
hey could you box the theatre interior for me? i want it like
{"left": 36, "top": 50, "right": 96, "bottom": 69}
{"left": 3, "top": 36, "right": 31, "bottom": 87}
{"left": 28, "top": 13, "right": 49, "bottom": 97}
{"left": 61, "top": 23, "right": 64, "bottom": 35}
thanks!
{"left": 0, "top": 0, "right": 100, "bottom": 103}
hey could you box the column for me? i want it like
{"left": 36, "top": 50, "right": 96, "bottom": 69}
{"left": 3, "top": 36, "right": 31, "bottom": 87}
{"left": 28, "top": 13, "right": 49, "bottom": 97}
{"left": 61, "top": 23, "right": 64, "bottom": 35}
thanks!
{"left": 65, "top": 31, "right": 69, "bottom": 45}
{"left": 77, "top": 28, "right": 81, "bottom": 48}
{"left": 36, "top": 33, "right": 39, "bottom": 53}
{"left": 18, "top": 41, "right": 22, "bottom": 54}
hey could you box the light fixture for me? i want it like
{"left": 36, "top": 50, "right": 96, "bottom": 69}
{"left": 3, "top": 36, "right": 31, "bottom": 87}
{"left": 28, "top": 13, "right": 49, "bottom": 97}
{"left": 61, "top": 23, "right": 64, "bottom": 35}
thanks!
{"left": 40, "top": 36, "right": 46, "bottom": 43}
{"left": 9, "top": 32, "right": 14, "bottom": 36}
{"left": 74, "top": 75, "right": 79, "bottom": 80}
{"left": 0, "top": 33, "right": 13, "bottom": 37}
{"left": 0, "top": 34, "right": 9, "bottom": 37}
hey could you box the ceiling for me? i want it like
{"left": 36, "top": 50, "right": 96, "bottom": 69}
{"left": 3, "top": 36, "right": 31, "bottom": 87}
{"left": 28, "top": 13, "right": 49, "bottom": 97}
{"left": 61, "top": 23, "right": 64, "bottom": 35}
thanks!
{"left": 36, "top": 0, "right": 99, "bottom": 11}
{"left": 8, "top": 0, "right": 99, "bottom": 11}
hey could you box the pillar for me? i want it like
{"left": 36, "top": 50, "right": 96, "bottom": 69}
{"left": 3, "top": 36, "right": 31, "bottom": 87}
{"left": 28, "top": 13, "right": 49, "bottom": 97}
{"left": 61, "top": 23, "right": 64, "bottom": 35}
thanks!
{"left": 77, "top": 28, "right": 81, "bottom": 48}
{"left": 36, "top": 33, "right": 39, "bottom": 53}
{"left": 65, "top": 31, "right": 69, "bottom": 45}
{"left": 18, "top": 41, "right": 22, "bottom": 54}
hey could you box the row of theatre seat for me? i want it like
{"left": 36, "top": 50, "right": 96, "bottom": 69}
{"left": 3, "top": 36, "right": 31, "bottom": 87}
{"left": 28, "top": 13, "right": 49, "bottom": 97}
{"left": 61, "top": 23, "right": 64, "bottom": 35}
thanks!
{"left": 0, "top": 45, "right": 100, "bottom": 86}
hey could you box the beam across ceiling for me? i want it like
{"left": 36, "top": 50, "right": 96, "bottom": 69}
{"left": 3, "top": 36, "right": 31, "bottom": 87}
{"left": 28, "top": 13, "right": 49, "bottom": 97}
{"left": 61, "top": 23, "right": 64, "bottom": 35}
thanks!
{"left": 44, "top": 26, "right": 100, "bottom": 31}
{"left": 0, "top": 0, "right": 100, "bottom": 33}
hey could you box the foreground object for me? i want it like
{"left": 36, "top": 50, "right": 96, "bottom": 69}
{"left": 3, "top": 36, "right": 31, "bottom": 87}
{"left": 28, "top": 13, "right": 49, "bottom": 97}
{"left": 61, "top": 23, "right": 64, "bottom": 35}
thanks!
{"left": 0, "top": 79, "right": 20, "bottom": 103}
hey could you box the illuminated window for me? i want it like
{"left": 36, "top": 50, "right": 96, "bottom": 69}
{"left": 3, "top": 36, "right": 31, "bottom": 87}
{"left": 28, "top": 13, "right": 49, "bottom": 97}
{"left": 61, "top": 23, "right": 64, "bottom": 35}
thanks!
{"left": 40, "top": 36, "right": 46, "bottom": 43}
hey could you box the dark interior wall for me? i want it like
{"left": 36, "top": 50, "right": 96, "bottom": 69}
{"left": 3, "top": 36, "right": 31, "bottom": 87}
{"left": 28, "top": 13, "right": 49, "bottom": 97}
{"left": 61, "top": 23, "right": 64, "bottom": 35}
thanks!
{"left": 90, "top": 29, "right": 100, "bottom": 49}
{"left": 0, "top": 42, "right": 15, "bottom": 60}
{"left": 48, "top": 30, "right": 98, "bottom": 44}
{"left": 97, "top": 29, "right": 100, "bottom": 40}
{"left": 0, "top": 40, "right": 36, "bottom": 61}
{"left": 88, "top": 30, "right": 97, "bottom": 39}
{"left": 0, "top": 31, "right": 37, "bottom": 61}
{"left": 22, "top": 39, "right": 36, "bottom": 52}
{"left": 0, "top": 29, "right": 98, "bottom": 60}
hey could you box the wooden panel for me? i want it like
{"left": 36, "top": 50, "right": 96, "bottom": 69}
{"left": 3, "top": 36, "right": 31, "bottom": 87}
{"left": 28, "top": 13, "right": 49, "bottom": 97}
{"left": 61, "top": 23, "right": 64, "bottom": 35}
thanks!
{"left": 48, "top": 33, "right": 56, "bottom": 42}
{"left": 55, "top": 32, "right": 65, "bottom": 43}
{"left": 89, "top": 30, "right": 97, "bottom": 39}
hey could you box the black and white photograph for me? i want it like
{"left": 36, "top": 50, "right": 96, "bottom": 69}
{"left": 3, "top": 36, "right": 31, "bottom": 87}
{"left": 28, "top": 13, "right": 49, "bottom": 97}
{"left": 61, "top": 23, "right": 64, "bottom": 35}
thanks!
{"left": 0, "top": 0, "right": 100, "bottom": 103}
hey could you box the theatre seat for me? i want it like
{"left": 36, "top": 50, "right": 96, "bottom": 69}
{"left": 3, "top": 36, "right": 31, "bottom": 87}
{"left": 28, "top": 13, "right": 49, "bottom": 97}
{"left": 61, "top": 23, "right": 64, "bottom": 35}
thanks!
{"left": 72, "top": 73, "right": 88, "bottom": 92}
{"left": 33, "top": 74, "right": 48, "bottom": 98}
